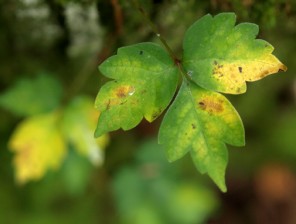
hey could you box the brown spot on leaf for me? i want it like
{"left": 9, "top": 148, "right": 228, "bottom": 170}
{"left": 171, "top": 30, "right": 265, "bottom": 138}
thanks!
{"left": 198, "top": 99, "right": 224, "bottom": 114}
{"left": 139, "top": 50, "right": 143, "bottom": 55}
{"left": 238, "top": 67, "right": 242, "bottom": 73}
{"left": 191, "top": 124, "right": 196, "bottom": 129}
{"left": 115, "top": 86, "right": 134, "bottom": 98}
{"left": 116, "top": 87, "right": 127, "bottom": 98}
{"left": 106, "top": 99, "right": 111, "bottom": 110}
{"left": 213, "top": 60, "right": 218, "bottom": 65}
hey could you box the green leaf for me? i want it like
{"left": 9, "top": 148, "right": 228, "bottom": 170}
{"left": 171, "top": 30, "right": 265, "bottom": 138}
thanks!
{"left": 94, "top": 42, "right": 179, "bottom": 137}
{"left": 62, "top": 96, "right": 109, "bottom": 166}
{"left": 183, "top": 13, "right": 287, "bottom": 94}
{"left": 95, "top": 12, "right": 287, "bottom": 191}
{"left": 0, "top": 74, "right": 62, "bottom": 116}
{"left": 158, "top": 81, "right": 245, "bottom": 192}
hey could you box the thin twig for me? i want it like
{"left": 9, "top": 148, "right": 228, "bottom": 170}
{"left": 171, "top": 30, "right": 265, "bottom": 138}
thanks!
{"left": 131, "top": 0, "right": 180, "bottom": 63}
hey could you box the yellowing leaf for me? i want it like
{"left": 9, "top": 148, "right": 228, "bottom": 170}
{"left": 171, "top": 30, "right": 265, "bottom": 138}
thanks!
{"left": 183, "top": 13, "right": 287, "bottom": 94}
{"left": 8, "top": 112, "right": 66, "bottom": 184}
{"left": 159, "top": 81, "right": 244, "bottom": 192}
{"left": 62, "top": 96, "right": 109, "bottom": 166}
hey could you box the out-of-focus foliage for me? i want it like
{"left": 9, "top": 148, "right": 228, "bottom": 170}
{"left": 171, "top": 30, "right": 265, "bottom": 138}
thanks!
{"left": 62, "top": 96, "right": 109, "bottom": 166}
{"left": 9, "top": 111, "right": 66, "bottom": 184}
{"left": 0, "top": 0, "right": 296, "bottom": 223}
{"left": 1, "top": 74, "right": 109, "bottom": 184}
{"left": 112, "top": 139, "right": 219, "bottom": 224}
{"left": 0, "top": 74, "right": 62, "bottom": 116}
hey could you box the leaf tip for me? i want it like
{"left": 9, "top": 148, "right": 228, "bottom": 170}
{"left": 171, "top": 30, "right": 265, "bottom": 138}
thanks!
{"left": 278, "top": 64, "right": 288, "bottom": 73}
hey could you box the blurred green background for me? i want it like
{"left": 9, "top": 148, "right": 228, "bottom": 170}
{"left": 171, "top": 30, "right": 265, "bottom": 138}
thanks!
{"left": 1, "top": 0, "right": 296, "bottom": 223}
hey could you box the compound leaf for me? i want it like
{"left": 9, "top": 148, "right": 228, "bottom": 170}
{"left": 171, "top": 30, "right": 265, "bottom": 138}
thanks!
{"left": 95, "top": 42, "right": 179, "bottom": 137}
{"left": 8, "top": 112, "right": 66, "bottom": 184}
{"left": 159, "top": 81, "right": 245, "bottom": 191}
{"left": 183, "top": 13, "right": 287, "bottom": 94}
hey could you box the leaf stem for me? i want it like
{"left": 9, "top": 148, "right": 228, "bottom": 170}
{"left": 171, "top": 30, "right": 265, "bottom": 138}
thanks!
{"left": 176, "top": 62, "right": 192, "bottom": 81}
{"left": 131, "top": 0, "right": 179, "bottom": 63}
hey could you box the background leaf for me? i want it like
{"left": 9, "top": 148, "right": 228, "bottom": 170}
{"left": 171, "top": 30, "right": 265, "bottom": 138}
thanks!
{"left": 8, "top": 112, "right": 66, "bottom": 184}
{"left": 0, "top": 74, "right": 62, "bottom": 116}
{"left": 112, "top": 139, "right": 219, "bottom": 224}
{"left": 95, "top": 42, "right": 179, "bottom": 137}
{"left": 62, "top": 96, "right": 109, "bottom": 166}
{"left": 183, "top": 13, "right": 287, "bottom": 94}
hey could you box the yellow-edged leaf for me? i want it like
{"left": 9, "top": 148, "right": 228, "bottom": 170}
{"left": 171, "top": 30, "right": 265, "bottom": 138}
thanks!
{"left": 183, "top": 13, "right": 287, "bottom": 94}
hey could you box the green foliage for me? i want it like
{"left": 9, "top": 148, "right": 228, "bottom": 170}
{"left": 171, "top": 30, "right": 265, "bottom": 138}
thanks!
{"left": 95, "top": 13, "right": 286, "bottom": 191}
{"left": 95, "top": 43, "right": 179, "bottom": 137}
{"left": 112, "top": 139, "right": 219, "bottom": 224}
{"left": 183, "top": 13, "right": 286, "bottom": 94}
{"left": 0, "top": 74, "right": 109, "bottom": 184}
{"left": 159, "top": 81, "right": 244, "bottom": 191}
{"left": 0, "top": 74, "right": 62, "bottom": 116}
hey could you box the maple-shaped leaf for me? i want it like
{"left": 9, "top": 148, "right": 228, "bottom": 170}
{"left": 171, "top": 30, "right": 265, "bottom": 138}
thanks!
{"left": 183, "top": 13, "right": 287, "bottom": 94}
{"left": 159, "top": 81, "right": 245, "bottom": 191}
{"left": 8, "top": 112, "right": 66, "bottom": 184}
{"left": 95, "top": 43, "right": 179, "bottom": 137}
{"left": 95, "top": 12, "right": 287, "bottom": 191}
{"left": 62, "top": 96, "right": 109, "bottom": 166}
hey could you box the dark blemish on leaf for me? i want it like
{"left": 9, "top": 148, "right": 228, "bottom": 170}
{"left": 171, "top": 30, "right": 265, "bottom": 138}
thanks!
{"left": 238, "top": 67, "right": 242, "bottom": 73}
{"left": 140, "top": 90, "right": 147, "bottom": 94}
{"left": 236, "top": 88, "right": 241, "bottom": 93}
{"left": 219, "top": 73, "right": 224, "bottom": 77}
{"left": 218, "top": 65, "right": 223, "bottom": 68}
{"left": 198, "top": 99, "right": 224, "bottom": 113}
{"left": 106, "top": 99, "right": 111, "bottom": 110}
{"left": 116, "top": 87, "right": 128, "bottom": 98}
{"left": 260, "top": 70, "right": 269, "bottom": 78}
{"left": 278, "top": 68, "right": 285, "bottom": 72}
{"left": 139, "top": 50, "right": 143, "bottom": 55}
{"left": 191, "top": 124, "right": 196, "bottom": 129}
{"left": 174, "top": 58, "right": 181, "bottom": 66}
{"left": 213, "top": 60, "right": 218, "bottom": 65}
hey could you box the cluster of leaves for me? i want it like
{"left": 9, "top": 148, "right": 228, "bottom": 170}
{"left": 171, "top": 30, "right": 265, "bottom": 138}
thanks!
{"left": 0, "top": 74, "right": 109, "bottom": 184}
{"left": 95, "top": 13, "right": 287, "bottom": 191}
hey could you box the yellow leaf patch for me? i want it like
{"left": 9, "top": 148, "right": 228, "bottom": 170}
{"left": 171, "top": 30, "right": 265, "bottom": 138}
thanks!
{"left": 8, "top": 112, "right": 66, "bottom": 184}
